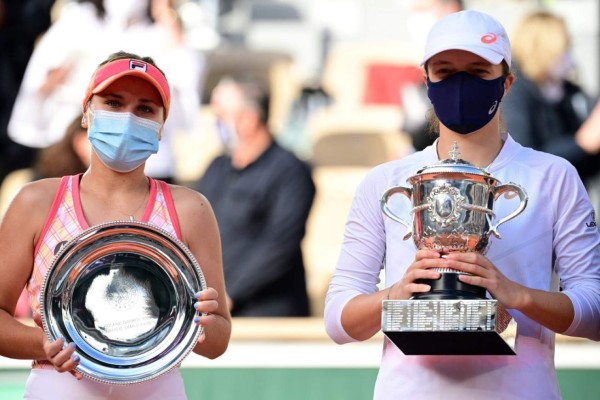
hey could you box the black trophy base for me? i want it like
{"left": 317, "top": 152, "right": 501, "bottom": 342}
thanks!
{"left": 413, "top": 272, "right": 486, "bottom": 300}
{"left": 383, "top": 331, "right": 516, "bottom": 355}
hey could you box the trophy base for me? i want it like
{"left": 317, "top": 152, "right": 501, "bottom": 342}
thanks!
{"left": 413, "top": 272, "right": 486, "bottom": 300}
{"left": 382, "top": 299, "right": 516, "bottom": 355}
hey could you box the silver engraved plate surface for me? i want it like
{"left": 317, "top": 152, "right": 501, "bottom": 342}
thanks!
{"left": 383, "top": 299, "right": 498, "bottom": 332}
{"left": 40, "top": 220, "right": 206, "bottom": 384}
{"left": 381, "top": 299, "right": 516, "bottom": 355}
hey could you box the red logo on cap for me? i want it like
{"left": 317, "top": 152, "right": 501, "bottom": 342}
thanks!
{"left": 481, "top": 33, "right": 497, "bottom": 44}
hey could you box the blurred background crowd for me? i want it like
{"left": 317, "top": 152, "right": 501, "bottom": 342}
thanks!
{"left": 1, "top": 0, "right": 599, "bottom": 319}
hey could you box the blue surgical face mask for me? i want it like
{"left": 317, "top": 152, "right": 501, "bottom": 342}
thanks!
{"left": 427, "top": 71, "right": 506, "bottom": 135}
{"left": 88, "top": 110, "right": 160, "bottom": 172}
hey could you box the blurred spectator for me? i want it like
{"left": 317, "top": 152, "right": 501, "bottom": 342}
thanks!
{"left": 405, "top": 0, "right": 464, "bottom": 47}
{"left": 400, "top": 0, "right": 464, "bottom": 151}
{"left": 8, "top": 0, "right": 204, "bottom": 183}
{"left": 0, "top": 0, "right": 54, "bottom": 188}
{"left": 503, "top": 11, "right": 600, "bottom": 220}
{"left": 195, "top": 78, "right": 316, "bottom": 317}
{"left": 278, "top": 82, "right": 332, "bottom": 160}
{"left": 34, "top": 113, "right": 90, "bottom": 179}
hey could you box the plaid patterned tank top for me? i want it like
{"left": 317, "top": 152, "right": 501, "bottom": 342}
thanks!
{"left": 27, "top": 174, "right": 182, "bottom": 315}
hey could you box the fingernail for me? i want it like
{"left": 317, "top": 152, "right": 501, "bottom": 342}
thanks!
{"left": 194, "top": 316, "right": 200, "bottom": 323}
{"left": 72, "top": 354, "right": 80, "bottom": 362}
{"left": 194, "top": 292, "right": 201, "bottom": 299}
{"left": 194, "top": 302, "right": 200, "bottom": 309}
{"left": 71, "top": 343, "right": 77, "bottom": 349}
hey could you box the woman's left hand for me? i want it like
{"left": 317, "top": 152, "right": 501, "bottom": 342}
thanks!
{"left": 443, "top": 252, "right": 526, "bottom": 309}
{"left": 193, "top": 287, "right": 220, "bottom": 344}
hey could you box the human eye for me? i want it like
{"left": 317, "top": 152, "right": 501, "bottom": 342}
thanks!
{"left": 431, "top": 67, "right": 452, "bottom": 80}
{"left": 105, "top": 99, "right": 122, "bottom": 109}
{"left": 138, "top": 104, "right": 156, "bottom": 115}
{"left": 467, "top": 63, "right": 496, "bottom": 78}
{"left": 472, "top": 68, "right": 491, "bottom": 77}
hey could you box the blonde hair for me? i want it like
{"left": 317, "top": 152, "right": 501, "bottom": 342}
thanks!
{"left": 511, "top": 11, "right": 570, "bottom": 84}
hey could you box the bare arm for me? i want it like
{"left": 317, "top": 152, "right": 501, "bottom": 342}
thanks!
{"left": 0, "top": 180, "right": 77, "bottom": 363}
{"left": 576, "top": 101, "right": 600, "bottom": 155}
{"left": 171, "top": 186, "right": 231, "bottom": 359}
{"left": 0, "top": 181, "right": 47, "bottom": 360}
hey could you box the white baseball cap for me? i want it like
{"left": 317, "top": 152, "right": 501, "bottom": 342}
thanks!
{"left": 420, "top": 10, "right": 511, "bottom": 67}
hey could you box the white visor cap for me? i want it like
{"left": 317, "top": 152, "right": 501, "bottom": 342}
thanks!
{"left": 421, "top": 10, "right": 511, "bottom": 67}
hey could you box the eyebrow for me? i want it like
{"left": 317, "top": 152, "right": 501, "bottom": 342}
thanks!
{"left": 102, "top": 93, "right": 160, "bottom": 107}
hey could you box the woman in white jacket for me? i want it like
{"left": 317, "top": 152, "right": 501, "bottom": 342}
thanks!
{"left": 325, "top": 10, "right": 600, "bottom": 400}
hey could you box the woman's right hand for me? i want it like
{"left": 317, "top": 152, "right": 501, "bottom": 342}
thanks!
{"left": 33, "top": 313, "right": 83, "bottom": 379}
{"left": 42, "top": 336, "right": 82, "bottom": 378}
{"left": 387, "top": 249, "right": 442, "bottom": 300}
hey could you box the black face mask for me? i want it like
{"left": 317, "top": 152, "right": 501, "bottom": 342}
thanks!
{"left": 427, "top": 71, "right": 506, "bottom": 134}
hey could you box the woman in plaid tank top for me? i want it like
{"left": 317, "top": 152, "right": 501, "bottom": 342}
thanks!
{"left": 0, "top": 51, "right": 231, "bottom": 399}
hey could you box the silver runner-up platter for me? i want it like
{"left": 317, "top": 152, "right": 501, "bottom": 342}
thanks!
{"left": 40, "top": 220, "right": 206, "bottom": 384}
{"left": 380, "top": 142, "right": 527, "bottom": 355}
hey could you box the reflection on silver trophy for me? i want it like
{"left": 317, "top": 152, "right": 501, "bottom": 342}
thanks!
{"left": 380, "top": 142, "right": 527, "bottom": 355}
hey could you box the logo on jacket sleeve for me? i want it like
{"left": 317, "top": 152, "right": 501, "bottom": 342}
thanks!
{"left": 586, "top": 211, "right": 597, "bottom": 228}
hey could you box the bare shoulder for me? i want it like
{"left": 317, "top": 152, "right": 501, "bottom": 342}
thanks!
{"left": 165, "top": 184, "right": 219, "bottom": 251}
{"left": 168, "top": 184, "right": 212, "bottom": 210}
{"left": 1, "top": 178, "right": 62, "bottom": 239}
{"left": 166, "top": 184, "right": 215, "bottom": 225}
{"left": 6, "top": 178, "right": 61, "bottom": 215}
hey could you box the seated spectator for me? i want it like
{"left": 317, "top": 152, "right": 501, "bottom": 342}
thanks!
{"left": 194, "top": 77, "right": 316, "bottom": 317}
{"left": 503, "top": 10, "right": 600, "bottom": 220}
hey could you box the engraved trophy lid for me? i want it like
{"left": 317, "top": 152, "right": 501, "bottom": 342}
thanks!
{"left": 414, "top": 142, "right": 492, "bottom": 178}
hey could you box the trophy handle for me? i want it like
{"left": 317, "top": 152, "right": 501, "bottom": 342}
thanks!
{"left": 489, "top": 183, "right": 528, "bottom": 239}
{"left": 381, "top": 186, "right": 413, "bottom": 240}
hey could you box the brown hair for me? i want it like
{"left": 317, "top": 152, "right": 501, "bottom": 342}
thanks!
{"left": 96, "top": 51, "right": 165, "bottom": 76}
{"left": 35, "top": 115, "right": 88, "bottom": 178}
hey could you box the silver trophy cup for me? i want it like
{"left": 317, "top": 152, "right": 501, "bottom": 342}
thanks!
{"left": 380, "top": 142, "right": 527, "bottom": 355}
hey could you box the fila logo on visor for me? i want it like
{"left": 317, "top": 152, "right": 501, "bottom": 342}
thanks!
{"left": 129, "top": 60, "right": 148, "bottom": 72}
